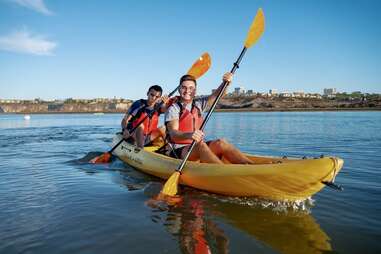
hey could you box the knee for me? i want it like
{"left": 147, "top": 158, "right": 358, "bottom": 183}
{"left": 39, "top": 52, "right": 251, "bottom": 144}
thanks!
{"left": 214, "top": 138, "right": 229, "bottom": 148}
{"left": 134, "top": 125, "right": 144, "bottom": 136}
{"left": 196, "top": 141, "right": 209, "bottom": 150}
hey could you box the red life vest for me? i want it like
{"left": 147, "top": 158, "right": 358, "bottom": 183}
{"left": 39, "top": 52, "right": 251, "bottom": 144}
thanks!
{"left": 169, "top": 100, "right": 204, "bottom": 144}
{"left": 130, "top": 100, "right": 160, "bottom": 135}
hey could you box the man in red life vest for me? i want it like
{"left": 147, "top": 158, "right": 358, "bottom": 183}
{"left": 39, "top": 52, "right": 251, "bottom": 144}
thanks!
{"left": 121, "top": 85, "right": 168, "bottom": 148}
{"left": 165, "top": 74, "right": 253, "bottom": 164}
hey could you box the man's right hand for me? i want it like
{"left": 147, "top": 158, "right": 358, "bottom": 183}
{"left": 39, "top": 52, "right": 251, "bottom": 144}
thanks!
{"left": 123, "top": 129, "right": 131, "bottom": 139}
{"left": 161, "top": 94, "right": 169, "bottom": 105}
{"left": 190, "top": 130, "right": 204, "bottom": 142}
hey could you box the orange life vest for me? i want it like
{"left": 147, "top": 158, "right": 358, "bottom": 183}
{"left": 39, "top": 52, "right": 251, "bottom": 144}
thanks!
{"left": 130, "top": 100, "right": 160, "bottom": 135}
{"left": 169, "top": 100, "right": 204, "bottom": 144}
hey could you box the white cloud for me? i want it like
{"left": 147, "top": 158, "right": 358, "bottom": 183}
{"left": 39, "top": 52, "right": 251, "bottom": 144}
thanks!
{"left": 9, "top": 0, "right": 53, "bottom": 15}
{"left": 0, "top": 30, "right": 57, "bottom": 56}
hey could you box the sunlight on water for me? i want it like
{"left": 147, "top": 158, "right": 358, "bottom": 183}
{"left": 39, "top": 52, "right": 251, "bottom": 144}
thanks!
{"left": 203, "top": 193, "right": 315, "bottom": 213}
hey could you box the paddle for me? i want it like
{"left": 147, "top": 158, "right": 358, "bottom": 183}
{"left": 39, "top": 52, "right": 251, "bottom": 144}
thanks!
{"left": 89, "top": 53, "right": 212, "bottom": 164}
{"left": 161, "top": 8, "right": 265, "bottom": 196}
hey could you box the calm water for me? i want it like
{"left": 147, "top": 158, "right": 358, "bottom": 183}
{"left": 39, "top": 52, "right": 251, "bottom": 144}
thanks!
{"left": 0, "top": 112, "right": 380, "bottom": 254}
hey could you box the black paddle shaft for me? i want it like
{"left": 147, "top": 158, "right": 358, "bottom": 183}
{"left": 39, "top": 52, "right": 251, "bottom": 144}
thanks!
{"left": 108, "top": 85, "right": 181, "bottom": 154}
{"left": 176, "top": 47, "right": 248, "bottom": 172}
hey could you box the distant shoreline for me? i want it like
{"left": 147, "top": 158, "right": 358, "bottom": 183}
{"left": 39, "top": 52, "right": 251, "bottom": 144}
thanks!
{"left": 215, "top": 107, "right": 381, "bottom": 112}
{"left": 1, "top": 95, "right": 380, "bottom": 114}
{"left": 2, "top": 107, "right": 380, "bottom": 114}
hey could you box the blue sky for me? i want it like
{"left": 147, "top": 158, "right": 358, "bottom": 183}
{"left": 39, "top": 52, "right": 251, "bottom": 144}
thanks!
{"left": 0, "top": 0, "right": 380, "bottom": 100}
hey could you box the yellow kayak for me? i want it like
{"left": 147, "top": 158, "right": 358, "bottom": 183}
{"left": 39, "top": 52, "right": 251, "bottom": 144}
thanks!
{"left": 112, "top": 134, "right": 343, "bottom": 201}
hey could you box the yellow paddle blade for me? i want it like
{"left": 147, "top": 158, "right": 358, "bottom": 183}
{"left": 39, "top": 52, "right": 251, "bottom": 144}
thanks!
{"left": 186, "top": 52, "right": 211, "bottom": 79}
{"left": 155, "top": 192, "right": 183, "bottom": 206}
{"left": 161, "top": 171, "right": 180, "bottom": 196}
{"left": 244, "top": 8, "right": 265, "bottom": 48}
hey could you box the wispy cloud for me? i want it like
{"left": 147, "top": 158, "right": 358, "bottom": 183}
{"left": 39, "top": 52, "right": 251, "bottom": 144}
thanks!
{"left": 8, "top": 0, "right": 53, "bottom": 15}
{"left": 0, "top": 30, "right": 57, "bottom": 56}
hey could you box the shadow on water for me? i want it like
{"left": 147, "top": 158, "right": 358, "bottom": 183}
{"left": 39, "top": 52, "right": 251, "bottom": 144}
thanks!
{"left": 67, "top": 154, "right": 158, "bottom": 191}
{"left": 144, "top": 186, "right": 333, "bottom": 254}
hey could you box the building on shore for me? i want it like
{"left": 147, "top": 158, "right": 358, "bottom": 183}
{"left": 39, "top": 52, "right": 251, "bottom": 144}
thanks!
{"left": 269, "top": 89, "right": 278, "bottom": 96}
{"left": 293, "top": 91, "right": 305, "bottom": 98}
{"left": 234, "top": 87, "right": 246, "bottom": 96}
{"left": 280, "top": 91, "right": 293, "bottom": 97}
{"left": 247, "top": 89, "right": 254, "bottom": 96}
{"left": 324, "top": 88, "right": 337, "bottom": 97}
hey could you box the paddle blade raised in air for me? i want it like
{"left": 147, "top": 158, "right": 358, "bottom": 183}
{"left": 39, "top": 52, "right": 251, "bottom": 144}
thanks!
{"left": 244, "top": 8, "right": 265, "bottom": 48}
{"left": 187, "top": 52, "right": 211, "bottom": 79}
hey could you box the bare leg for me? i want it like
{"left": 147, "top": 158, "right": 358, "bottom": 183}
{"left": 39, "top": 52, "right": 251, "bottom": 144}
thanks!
{"left": 134, "top": 125, "right": 145, "bottom": 148}
{"left": 181, "top": 142, "right": 223, "bottom": 164}
{"left": 149, "top": 126, "right": 166, "bottom": 146}
{"left": 149, "top": 126, "right": 166, "bottom": 141}
{"left": 208, "top": 139, "right": 253, "bottom": 164}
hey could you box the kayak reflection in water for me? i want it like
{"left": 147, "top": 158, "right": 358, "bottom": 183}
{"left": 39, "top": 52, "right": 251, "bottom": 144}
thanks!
{"left": 146, "top": 186, "right": 332, "bottom": 254}
{"left": 209, "top": 198, "right": 333, "bottom": 254}
{"left": 164, "top": 73, "right": 253, "bottom": 164}
{"left": 155, "top": 198, "right": 228, "bottom": 254}
{"left": 182, "top": 200, "right": 228, "bottom": 254}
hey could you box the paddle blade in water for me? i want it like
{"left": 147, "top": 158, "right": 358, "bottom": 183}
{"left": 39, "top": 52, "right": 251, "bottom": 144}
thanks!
{"left": 161, "top": 171, "right": 180, "bottom": 196}
{"left": 187, "top": 52, "right": 211, "bottom": 79}
{"left": 89, "top": 152, "right": 111, "bottom": 164}
{"left": 244, "top": 8, "right": 265, "bottom": 48}
{"left": 154, "top": 192, "right": 183, "bottom": 206}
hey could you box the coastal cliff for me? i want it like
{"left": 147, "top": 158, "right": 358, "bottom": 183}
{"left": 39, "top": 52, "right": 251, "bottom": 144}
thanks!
{"left": 1, "top": 96, "right": 380, "bottom": 113}
{"left": 0, "top": 101, "right": 132, "bottom": 114}
{"left": 217, "top": 95, "right": 381, "bottom": 111}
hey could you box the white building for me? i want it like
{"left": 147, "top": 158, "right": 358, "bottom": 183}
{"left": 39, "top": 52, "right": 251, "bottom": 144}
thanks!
{"left": 323, "top": 88, "right": 337, "bottom": 97}
{"left": 293, "top": 91, "right": 305, "bottom": 98}
{"left": 280, "top": 91, "right": 293, "bottom": 97}
{"left": 269, "top": 89, "right": 278, "bottom": 95}
{"left": 234, "top": 87, "right": 246, "bottom": 96}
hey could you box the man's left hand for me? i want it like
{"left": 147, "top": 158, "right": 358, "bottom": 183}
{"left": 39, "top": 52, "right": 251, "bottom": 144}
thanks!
{"left": 223, "top": 72, "right": 233, "bottom": 83}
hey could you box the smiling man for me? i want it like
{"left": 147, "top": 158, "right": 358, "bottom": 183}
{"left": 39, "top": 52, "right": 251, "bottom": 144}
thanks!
{"left": 165, "top": 73, "right": 253, "bottom": 164}
{"left": 121, "top": 85, "right": 168, "bottom": 148}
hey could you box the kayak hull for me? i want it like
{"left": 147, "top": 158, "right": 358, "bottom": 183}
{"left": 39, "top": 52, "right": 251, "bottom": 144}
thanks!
{"left": 112, "top": 134, "right": 343, "bottom": 201}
